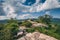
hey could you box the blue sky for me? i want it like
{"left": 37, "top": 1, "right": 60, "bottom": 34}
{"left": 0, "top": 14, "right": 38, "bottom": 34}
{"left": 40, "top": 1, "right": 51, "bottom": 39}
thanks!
{"left": 0, "top": 0, "right": 60, "bottom": 20}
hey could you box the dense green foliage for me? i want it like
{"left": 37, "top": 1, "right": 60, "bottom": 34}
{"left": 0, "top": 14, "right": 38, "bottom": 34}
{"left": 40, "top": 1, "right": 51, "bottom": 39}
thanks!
{"left": 21, "top": 21, "right": 32, "bottom": 27}
{"left": 38, "top": 14, "right": 52, "bottom": 25}
{"left": 26, "top": 28, "right": 35, "bottom": 33}
{"left": 0, "top": 19, "right": 18, "bottom": 40}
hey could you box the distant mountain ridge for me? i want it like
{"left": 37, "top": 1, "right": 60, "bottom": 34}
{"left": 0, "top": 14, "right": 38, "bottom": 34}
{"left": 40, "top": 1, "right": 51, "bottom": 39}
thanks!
{"left": 0, "top": 20, "right": 8, "bottom": 24}
{"left": 52, "top": 18, "right": 60, "bottom": 24}
{"left": 0, "top": 18, "right": 60, "bottom": 24}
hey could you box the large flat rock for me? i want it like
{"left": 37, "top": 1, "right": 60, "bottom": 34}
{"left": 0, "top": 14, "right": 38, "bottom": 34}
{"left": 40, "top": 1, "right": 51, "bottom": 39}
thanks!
{"left": 17, "top": 32, "right": 58, "bottom": 40}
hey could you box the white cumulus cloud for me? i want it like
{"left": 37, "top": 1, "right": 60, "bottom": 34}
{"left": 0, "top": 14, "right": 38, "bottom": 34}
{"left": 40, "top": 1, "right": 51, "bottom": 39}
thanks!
{"left": 3, "top": 0, "right": 60, "bottom": 12}
{"left": 3, "top": 3, "right": 17, "bottom": 19}
{"left": 0, "top": 16, "right": 8, "bottom": 20}
{"left": 40, "top": 0, "right": 60, "bottom": 11}
{"left": 0, "top": 0, "right": 60, "bottom": 20}
{"left": 17, "top": 14, "right": 37, "bottom": 19}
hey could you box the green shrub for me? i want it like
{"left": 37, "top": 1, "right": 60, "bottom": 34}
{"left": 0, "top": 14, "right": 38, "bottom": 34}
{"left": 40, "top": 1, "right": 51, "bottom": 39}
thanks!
{"left": 0, "top": 19, "right": 18, "bottom": 40}
{"left": 26, "top": 28, "right": 35, "bottom": 33}
{"left": 21, "top": 21, "right": 32, "bottom": 27}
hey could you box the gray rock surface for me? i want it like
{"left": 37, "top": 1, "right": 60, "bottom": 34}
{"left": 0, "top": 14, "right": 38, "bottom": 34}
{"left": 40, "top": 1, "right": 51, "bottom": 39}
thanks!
{"left": 17, "top": 32, "right": 58, "bottom": 40}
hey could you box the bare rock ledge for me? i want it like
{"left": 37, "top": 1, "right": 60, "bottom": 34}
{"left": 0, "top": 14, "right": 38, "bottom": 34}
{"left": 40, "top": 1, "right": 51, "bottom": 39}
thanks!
{"left": 17, "top": 32, "right": 58, "bottom": 40}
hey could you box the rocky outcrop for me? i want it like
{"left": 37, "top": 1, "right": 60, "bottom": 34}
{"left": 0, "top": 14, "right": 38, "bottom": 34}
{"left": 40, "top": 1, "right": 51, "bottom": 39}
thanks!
{"left": 17, "top": 32, "right": 57, "bottom": 40}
